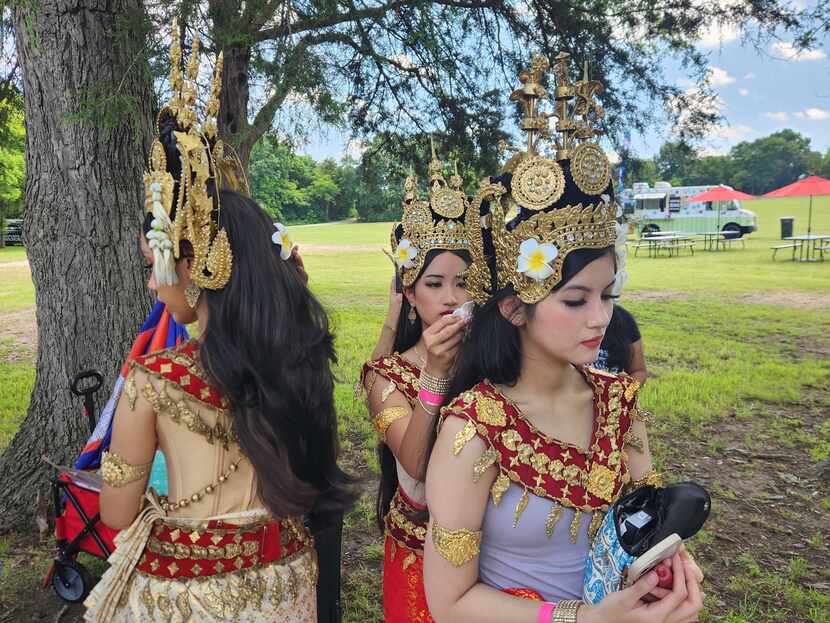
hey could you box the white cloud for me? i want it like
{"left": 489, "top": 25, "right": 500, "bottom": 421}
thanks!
{"left": 738, "top": 88, "right": 749, "bottom": 96}
{"left": 764, "top": 111, "right": 789, "bottom": 122}
{"left": 744, "top": 72, "right": 755, "bottom": 80}
{"left": 794, "top": 111, "right": 805, "bottom": 119}
{"left": 698, "top": 23, "right": 741, "bottom": 49}
{"left": 606, "top": 150, "right": 621, "bottom": 165}
{"left": 711, "top": 124, "right": 754, "bottom": 142}
{"left": 770, "top": 42, "right": 827, "bottom": 61}
{"left": 805, "top": 107, "right": 830, "bottom": 121}
{"left": 344, "top": 138, "right": 368, "bottom": 159}
{"left": 707, "top": 66, "right": 736, "bottom": 86}
{"left": 698, "top": 146, "right": 728, "bottom": 157}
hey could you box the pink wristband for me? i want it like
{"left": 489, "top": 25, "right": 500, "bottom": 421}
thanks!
{"left": 537, "top": 602, "right": 556, "bottom": 623}
{"left": 418, "top": 388, "right": 444, "bottom": 406}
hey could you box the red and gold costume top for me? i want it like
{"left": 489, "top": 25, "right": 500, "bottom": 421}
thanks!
{"left": 360, "top": 353, "right": 428, "bottom": 555}
{"left": 441, "top": 367, "right": 641, "bottom": 541}
{"left": 130, "top": 339, "right": 229, "bottom": 413}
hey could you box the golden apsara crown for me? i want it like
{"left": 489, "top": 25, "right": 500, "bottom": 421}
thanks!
{"left": 465, "top": 53, "right": 620, "bottom": 305}
{"left": 392, "top": 140, "right": 476, "bottom": 287}
{"left": 143, "top": 19, "right": 249, "bottom": 291}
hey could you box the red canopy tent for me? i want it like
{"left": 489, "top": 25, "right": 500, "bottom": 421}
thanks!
{"left": 687, "top": 185, "right": 757, "bottom": 232}
{"left": 764, "top": 175, "right": 830, "bottom": 235}
{"left": 686, "top": 185, "right": 757, "bottom": 203}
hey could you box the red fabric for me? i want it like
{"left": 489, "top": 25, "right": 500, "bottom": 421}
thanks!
{"left": 361, "top": 354, "right": 421, "bottom": 405}
{"left": 385, "top": 486, "right": 427, "bottom": 553}
{"left": 764, "top": 175, "right": 830, "bottom": 198}
{"left": 442, "top": 368, "right": 636, "bottom": 511}
{"left": 136, "top": 518, "right": 307, "bottom": 579}
{"left": 134, "top": 340, "right": 228, "bottom": 411}
{"left": 383, "top": 535, "right": 435, "bottom": 623}
{"left": 501, "top": 587, "right": 545, "bottom": 601}
{"left": 686, "top": 186, "right": 757, "bottom": 203}
{"left": 54, "top": 475, "right": 119, "bottom": 558}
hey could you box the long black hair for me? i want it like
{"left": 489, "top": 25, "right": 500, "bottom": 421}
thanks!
{"left": 145, "top": 116, "right": 354, "bottom": 521}
{"left": 601, "top": 306, "right": 634, "bottom": 373}
{"left": 374, "top": 247, "right": 470, "bottom": 531}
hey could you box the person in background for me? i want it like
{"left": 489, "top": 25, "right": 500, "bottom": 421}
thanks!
{"left": 591, "top": 304, "right": 647, "bottom": 385}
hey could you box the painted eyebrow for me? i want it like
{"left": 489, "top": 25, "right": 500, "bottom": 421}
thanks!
{"left": 561, "top": 279, "right": 616, "bottom": 293}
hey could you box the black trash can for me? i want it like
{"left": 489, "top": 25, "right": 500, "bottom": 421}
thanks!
{"left": 780, "top": 217, "right": 794, "bottom": 239}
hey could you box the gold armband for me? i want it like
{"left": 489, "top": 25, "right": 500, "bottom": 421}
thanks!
{"left": 431, "top": 521, "right": 481, "bottom": 567}
{"left": 100, "top": 451, "right": 153, "bottom": 487}
{"left": 373, "top": 406, "right": 408, "bottom": 440}
{"left": 626, "top": 468, "right": 663, "bottom": 493}
{"left": 631, "top": 408, "right": 655, "bottom": 425}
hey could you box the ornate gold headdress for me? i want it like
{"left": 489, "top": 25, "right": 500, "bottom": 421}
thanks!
{"left": 143, "top": 19, "right": 250, "bottom": 291}
{"left": 391, "top": 139, "right": 475, "bottom": 287}
{"left": 465, "top": 53, "right": 620, "bottom": 305}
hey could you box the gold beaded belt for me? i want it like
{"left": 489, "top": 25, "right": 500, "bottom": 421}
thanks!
{"left": 136, "top": 516, "right": 310, "bottom": 578}
{"left": 384, "top": 487, "right": 427, "bottom": 552}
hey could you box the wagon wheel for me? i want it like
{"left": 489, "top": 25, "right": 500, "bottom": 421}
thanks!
{"left": 51, "top": 559, "right": 93, "bottom": 603}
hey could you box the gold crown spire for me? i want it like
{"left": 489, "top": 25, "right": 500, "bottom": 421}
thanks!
{"left": 463, "top": 53, "right": 618, "bottom": 305}
{"left": 391, "top": 141, "right": 473, "bottom": 287}
{"left": 143, "top": 20, "right": 248, "bottom": 292}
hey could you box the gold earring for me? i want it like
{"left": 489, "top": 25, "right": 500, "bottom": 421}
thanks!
{"left": 408, "top": 306, "right": 417, "bottom": 324}
{"left": 185, "top": 283, "right": 202, "bottom": 309}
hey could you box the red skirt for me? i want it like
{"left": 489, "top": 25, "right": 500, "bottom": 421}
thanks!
{"left": 383, "top": 534, "right": 434, "bottom": 623}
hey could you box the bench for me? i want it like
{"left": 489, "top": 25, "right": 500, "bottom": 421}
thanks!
{"left": 631, "top": 240, "right": 653, "bottom": 257}
{"left": 771, "top": 244, "right": 798, "bottom": 260}
{"left": 656, "top": 239, "right": 695, "bottom": 257}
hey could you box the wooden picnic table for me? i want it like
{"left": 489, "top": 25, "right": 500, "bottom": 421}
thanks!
{"left": 783, "top": 234, "right": 830, "bottom": 262}
{"left": 633, "top": 234, "right": 696, "bottom": 258}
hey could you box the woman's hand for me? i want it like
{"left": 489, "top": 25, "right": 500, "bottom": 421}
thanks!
{"left": 291, "top": 246, "right": 308, "bottom": 285}
{"left": 385, "top": 276, "right": 403, "bottom": 329}
{"left": 422, "top": 314, "right": 467, "bottom": 378}
{"left": 578, "top": 553, "right": 703, "bottom": 623}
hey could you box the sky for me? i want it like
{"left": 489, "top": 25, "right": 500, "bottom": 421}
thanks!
{"left": 299, "top": 22, "right": 830, "bottom": 163}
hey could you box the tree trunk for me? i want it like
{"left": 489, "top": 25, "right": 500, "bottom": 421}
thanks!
{"left": 0, "top": 0, "right": 154, "bottom": 531}
{"left": 219, "top": 41, "right": 254, "bottom": 171}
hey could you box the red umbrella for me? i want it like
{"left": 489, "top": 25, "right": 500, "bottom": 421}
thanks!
{"left": 687, "top": 185, "right": 757, "bottom": 203}
{"left": 687, "top": 185, "right": 757, "bottom": 232}
{"left": 764, "top": 175, "right": 830, "bottom": 235}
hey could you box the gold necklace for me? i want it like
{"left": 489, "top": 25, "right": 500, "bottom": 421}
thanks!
{"left": 413, "top": 344, "right": 427, "bottom": 368}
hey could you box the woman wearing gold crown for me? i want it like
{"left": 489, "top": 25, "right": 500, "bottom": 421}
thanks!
{"left": 358, "top": 145, "right": 476, "bottom": 622}
{"left": 83, "top": 24, "right": 353, "bottom": 623}
{"left": 421, "top": 55, "right": 704, "bottom": 623}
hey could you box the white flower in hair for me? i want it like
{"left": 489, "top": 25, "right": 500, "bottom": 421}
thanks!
{"left": 517, "top": 238, "right": 558, "bottom": 281}
{"left": 395, "top": 239, "right": 419, "bottom": 269}
{"left": 271, "top": 222, "right": 293, "bottom": 260}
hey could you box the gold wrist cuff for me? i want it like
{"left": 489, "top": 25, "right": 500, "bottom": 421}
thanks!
{"left": 431, "top": 520, "right": 481, "bottom": 567}
{"left": 552, "top": 599, "right": 581, "bottom": 623}
{"left": 626, "top": 468, "right": 663, "bottom": 493}
{"left": 100, "top": 451, "right": 153, "bottom": 488}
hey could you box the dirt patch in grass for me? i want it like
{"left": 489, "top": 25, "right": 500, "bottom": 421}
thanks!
{"left": 0, "top": 260, "right": 29, "bottom": 270}
{"left": 660, "top": 393, "right": 830, "bottom": 621}
{"left": 736, "top": 290, "right": 830, "bottom": 310}
{"left": 0, "top": 308, "right": 36, "bottom": 363}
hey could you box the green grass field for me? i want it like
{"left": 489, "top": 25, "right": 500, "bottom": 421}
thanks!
{"left": 0, "top": 196, "right": 829, "bottom": 621}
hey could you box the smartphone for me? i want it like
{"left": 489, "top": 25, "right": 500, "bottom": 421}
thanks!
{"left": 394, "top": 271, "right": 402, "bottom": 294}
{"left": 623, "top": 533, "right": 682, "bottom": 588}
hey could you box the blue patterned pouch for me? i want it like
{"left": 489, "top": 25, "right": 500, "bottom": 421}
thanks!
{"left": 582, "top": 508, "right": 635, "bottom": 604}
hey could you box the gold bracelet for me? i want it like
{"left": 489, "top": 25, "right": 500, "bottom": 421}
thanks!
{"left": 100, "top": 451, "right": 153, "bottom": 488}
{"left": 417, "top": 397, "right": 440, "bottom": 417}
{"left": 431, "top": 520, "right": 481, "bottom": 567}
{"left": 551, "top": 599, "right": 581, "bottom": 623}
{"left": 419, "top": 370, "right": 450, "bottom": 395}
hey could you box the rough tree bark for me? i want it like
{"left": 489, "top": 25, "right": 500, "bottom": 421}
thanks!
{"left": 0, "top": 0, "right": 154, "bottom": 530}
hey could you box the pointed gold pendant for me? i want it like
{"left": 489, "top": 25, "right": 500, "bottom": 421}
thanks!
{"left": 453, "top": 419, "right": 477, "bottom": 456}
{"left": 569, "top": 510, "right": 582, "bottom": 544}
{"left": 403, "top": 551, "right": 417, "bottom": 570}
{"left": 545, "top": 503, "right": 563, "bottom": 539}
{"left": 512, "top": 488, "right": 529, "bottom": 528}
{"left": 381, "top": 380, "right": 397, "bottom": 403}
{"left": 472, "top": 447, "right": 499, "bottom": 483}
{"left": 490, "top": 472, "right": 510, "bottom": 506}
